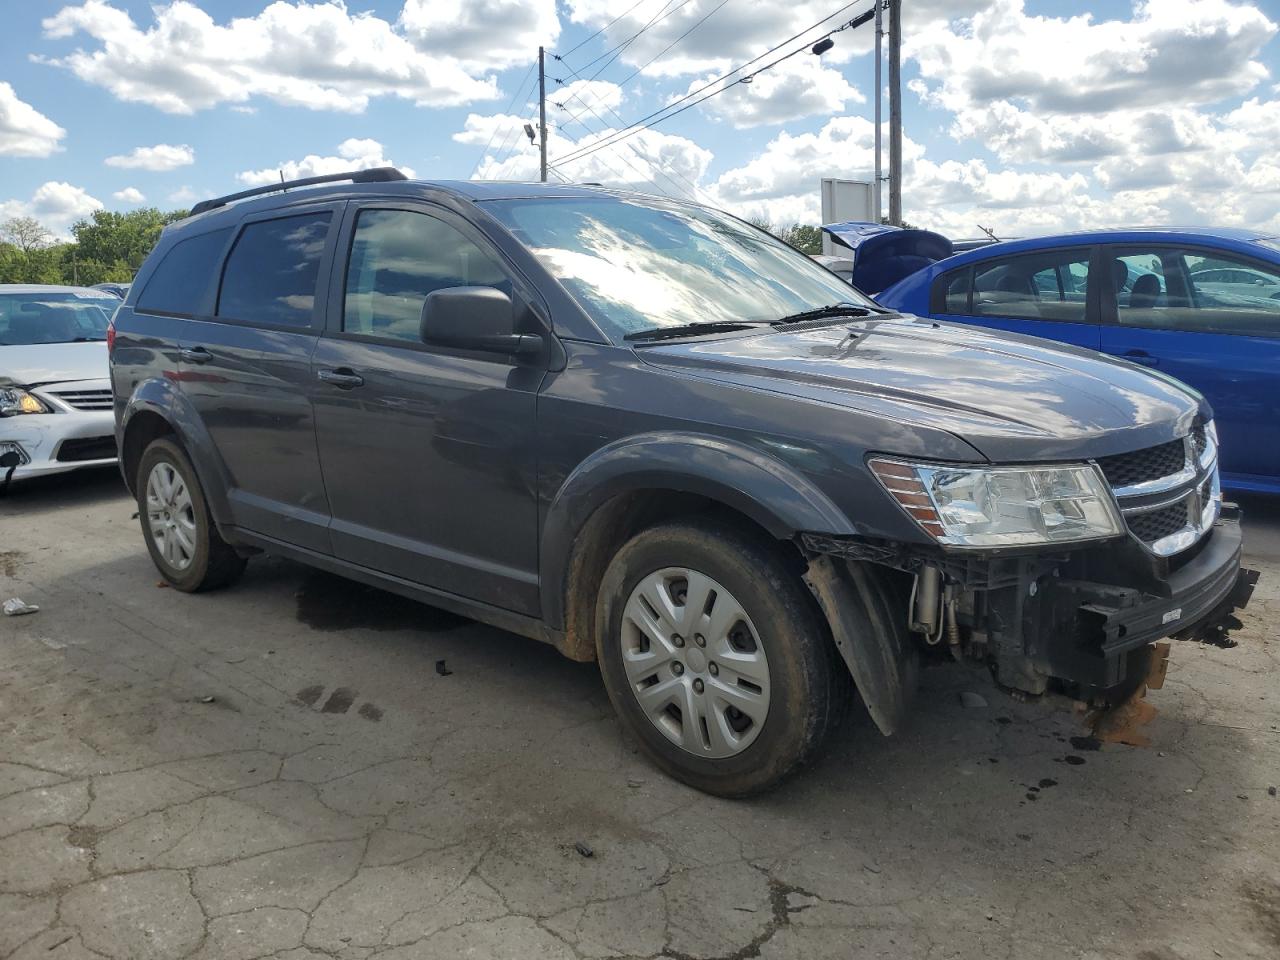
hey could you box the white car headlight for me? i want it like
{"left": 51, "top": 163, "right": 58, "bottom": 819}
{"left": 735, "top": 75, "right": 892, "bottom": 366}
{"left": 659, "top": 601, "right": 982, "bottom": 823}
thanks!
{"left": 0, "top": 387, "right": 50, "bottom": 417}
{"left": 870, "top": 458, "right": 1124, "bottom": 548}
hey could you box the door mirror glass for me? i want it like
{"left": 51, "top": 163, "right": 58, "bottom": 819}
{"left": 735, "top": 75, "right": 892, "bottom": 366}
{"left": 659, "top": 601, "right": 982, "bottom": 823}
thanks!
{"left": 420, "top": 286, "right": 539, "bottom": 355}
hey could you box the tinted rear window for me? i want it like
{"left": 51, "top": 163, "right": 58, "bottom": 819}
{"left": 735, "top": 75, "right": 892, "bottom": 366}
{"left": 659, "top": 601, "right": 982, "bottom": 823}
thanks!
{"left": 217, "top": 213, "right": 331, "bottom": 328}
{"left": 136, "top": 228, "right": 232, "bottom": 316}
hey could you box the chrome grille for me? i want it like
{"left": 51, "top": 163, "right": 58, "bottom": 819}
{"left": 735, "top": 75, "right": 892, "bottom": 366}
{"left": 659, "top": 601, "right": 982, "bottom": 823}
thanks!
{"left": 1105, "top": 430, "right": 1219, "bottom": 557}
{"left": 47, "top": 388, "right": 113, "bottom": 411}
{"left": 1096, "top": 439, "right": 1186, "bottom": 489}
{"left": 1127, "top": 501, "right": 1189, "bottom": 544}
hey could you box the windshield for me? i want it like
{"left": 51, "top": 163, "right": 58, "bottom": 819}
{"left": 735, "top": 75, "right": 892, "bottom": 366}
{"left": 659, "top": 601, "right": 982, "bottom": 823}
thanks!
{"left": 484, "top": 196, "right": 879, "bottom": 340}
{"left": 0, "top": 292, "right": 118, "bottom": 346}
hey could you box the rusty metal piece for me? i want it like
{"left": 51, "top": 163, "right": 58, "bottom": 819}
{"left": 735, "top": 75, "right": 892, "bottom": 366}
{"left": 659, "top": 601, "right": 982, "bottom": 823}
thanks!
{"left": 1146, "top": 641, "right": 1171, "bottom": 690}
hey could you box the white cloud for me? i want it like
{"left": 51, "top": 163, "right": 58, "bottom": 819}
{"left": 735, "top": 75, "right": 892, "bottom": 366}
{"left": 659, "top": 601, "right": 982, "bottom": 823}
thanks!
{"left": 464, "top": 108, "right": 713, "bottom": 202}
{"left": 909, "top": 0, "right": 1278, "bottom": 165}
{"left": 168, "top": 186, "right": 199, "bottom": 206}
{"left": 399, "top": 0, "right": 558, "bottom": 71}
{"left": 0, "top": 82, "right": 65, "bottom": 157}
{"left": 40, "top": 0, "right": 499, "bottom": 114}
{"left": 686, "top": 57, "right": 863, "bottom": 128}
{"left": 0, "top": 182, "right": 104, "bottom": 238}
{"left": 104, "top": 143, "right": 194, "bottom": 171}
{"left": 236, "top": 138, "right": 416, "bottom": 185}
{"left": 112, "top": 187, "right": 146, "bottom": 203}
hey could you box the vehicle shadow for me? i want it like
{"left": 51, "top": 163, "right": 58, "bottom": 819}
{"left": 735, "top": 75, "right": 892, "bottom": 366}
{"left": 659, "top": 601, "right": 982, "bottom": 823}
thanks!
{"left": 0, "top": 466, "right": 129, "bottom": 517}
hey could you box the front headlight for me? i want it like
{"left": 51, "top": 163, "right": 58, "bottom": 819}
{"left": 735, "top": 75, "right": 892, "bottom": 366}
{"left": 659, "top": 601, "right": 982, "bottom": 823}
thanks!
{"left": 870, "top": 458, "right": 1124, "bottom": 547}
{"left": 0, "top": 387, "right": 50, "bottom": 417}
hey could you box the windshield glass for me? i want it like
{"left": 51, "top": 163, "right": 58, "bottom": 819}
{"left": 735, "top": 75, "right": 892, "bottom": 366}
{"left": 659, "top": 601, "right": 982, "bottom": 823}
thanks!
{"left": 484, "top": 196, "right": 878, "bottom": 340}
{"left": 0, "top": 292, "right": 118, "bottom": 345}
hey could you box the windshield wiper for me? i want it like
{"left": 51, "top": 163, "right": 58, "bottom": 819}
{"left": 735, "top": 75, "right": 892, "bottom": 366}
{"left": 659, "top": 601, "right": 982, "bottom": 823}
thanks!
{"left": 69, "top": 336, "right": 106, "bottom": 343}
{"left": 625, "top": 320, "right": 771, "bottom": 342}
{"left": 772, "top": 303, "right": 882, "bottom": 325}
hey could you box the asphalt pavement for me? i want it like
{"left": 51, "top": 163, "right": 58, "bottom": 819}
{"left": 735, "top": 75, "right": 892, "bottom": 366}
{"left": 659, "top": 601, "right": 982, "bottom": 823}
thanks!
{"left": 1, "top": 467, "right": 1277, "bottom": 960}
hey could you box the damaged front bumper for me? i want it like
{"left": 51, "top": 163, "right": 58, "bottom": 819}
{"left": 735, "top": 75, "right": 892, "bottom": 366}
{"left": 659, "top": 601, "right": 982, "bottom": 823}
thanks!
{"left": 803, "top": 508, "right": 1256, "bottom": 711}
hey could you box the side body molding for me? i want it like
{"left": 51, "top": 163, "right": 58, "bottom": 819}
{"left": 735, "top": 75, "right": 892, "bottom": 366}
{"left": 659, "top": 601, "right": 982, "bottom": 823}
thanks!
{"left": 118, "top": 378, "right": 235, "bottom": 528}
{"left": 538, "top": 431, "right": 857, "bottom": 631}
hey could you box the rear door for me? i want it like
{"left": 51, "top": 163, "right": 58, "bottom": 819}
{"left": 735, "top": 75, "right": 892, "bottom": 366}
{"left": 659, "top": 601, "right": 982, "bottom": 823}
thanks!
{"left": 1098, "top": 244, "right": 1280, "bottom": 489}
{"left": 929, "top": 246, "right": 1102, "bottom": 350}
{"left": 309, "top": 201, "right": 544, "bottom": 614}
{"left": 179, "top": 204, "right": 340, "bottom": 551}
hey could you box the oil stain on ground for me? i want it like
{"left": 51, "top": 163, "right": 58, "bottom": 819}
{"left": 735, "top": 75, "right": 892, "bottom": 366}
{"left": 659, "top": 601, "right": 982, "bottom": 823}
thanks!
{"left": 295, "top": 571, "right": 468, "bottom": 633}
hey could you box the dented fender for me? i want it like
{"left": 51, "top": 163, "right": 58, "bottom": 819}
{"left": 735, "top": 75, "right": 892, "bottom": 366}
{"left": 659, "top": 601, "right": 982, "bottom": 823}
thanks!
{"left": 803, "top": 554, "right": 918, "bottom": 736}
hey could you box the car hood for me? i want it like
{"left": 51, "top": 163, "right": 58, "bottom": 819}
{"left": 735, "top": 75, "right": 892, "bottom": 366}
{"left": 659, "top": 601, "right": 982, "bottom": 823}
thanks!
{"left": 0, "top": 341, "right": 109, "bottom": 387}
{"left": 638, "top": 316, "right": 1205, "bottom": 463}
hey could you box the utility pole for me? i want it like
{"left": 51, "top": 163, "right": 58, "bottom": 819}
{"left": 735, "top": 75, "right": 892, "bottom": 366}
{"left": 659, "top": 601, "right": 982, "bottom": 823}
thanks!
{"left": 538, "top": 46, "right": 548, "bottom": 183}
{"left": 888, "top": 0, "right": 902, "bottom": 225}
{"left": 873, "top": 0, "right": 883, "bottom": 223}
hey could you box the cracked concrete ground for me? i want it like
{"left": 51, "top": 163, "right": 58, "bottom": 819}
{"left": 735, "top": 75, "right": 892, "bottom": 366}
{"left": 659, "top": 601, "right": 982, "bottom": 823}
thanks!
{"left": 2, "top": 468, "right": 1278, "bottom": 960}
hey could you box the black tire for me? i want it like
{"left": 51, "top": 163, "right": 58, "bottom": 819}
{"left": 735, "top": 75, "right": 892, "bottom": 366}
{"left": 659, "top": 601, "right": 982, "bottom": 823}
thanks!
{"left": 136, "top": 437, "right": 246, "bottom": 592}
{"left": 595, "top": 519, "right": 847, "bottom": 797}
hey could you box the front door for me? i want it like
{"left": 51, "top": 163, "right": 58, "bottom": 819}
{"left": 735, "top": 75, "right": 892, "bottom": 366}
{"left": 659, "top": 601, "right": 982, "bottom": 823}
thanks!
{"left": 1098, "top": 244, "right": 1280, "bottom": 490}
{"left": 179, "top": 206, "right": 339, "bottom": 552}
{"left": 310, "top": 203, "right": 544, "bottom": 614}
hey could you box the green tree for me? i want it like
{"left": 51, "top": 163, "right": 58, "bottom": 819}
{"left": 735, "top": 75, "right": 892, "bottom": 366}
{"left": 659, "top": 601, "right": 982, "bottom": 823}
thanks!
{"left": 70, "top": 208, "right": 187, "bottom": 280}
{"left": 778, "top": 223, "right": 823, "bottom": 255}
{"left": 1, "top": 216, "right": 53, "bottom": 255}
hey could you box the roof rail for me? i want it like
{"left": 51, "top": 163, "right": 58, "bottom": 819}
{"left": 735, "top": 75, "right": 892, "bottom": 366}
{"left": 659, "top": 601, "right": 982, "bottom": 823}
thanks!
{"left": 189, "top": 167, "right": 409, "bottom": 216}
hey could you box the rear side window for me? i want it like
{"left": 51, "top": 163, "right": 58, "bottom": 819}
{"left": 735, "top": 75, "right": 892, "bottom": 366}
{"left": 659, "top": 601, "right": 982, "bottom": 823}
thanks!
{"left": 136, "top": 228, "right": 232, "bottom": 316}
{"left": 217, "top": 213, "right": 331, "bottom": 328}
{"left": 970, "top": 248, "right": 1092, "bottom": 323}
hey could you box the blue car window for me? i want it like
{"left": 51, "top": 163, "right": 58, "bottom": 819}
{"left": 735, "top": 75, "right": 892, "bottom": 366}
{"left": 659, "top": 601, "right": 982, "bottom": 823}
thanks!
{"left": 969, "top": 248, "right": 1091, "bottom": 323}
{"left": 1114, "top": 247, "right": 1280, "bottom": 338}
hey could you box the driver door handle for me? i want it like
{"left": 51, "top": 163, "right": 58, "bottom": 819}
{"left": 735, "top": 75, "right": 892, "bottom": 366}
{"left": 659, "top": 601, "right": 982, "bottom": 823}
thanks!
{"left": 179, "top": 346, "right": 212, "bottom": 364}
{"left": 316, "top": 367, "right": 365, "bottom": 389}
{"left": 1122, "top": 350, "right": 1160, "bottom": 367}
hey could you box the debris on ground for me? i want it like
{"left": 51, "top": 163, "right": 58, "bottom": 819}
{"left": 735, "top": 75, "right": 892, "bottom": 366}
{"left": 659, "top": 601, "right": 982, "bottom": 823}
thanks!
{"left": 156, "top": 581, "right": 170, "bottom": 588}
{"left": 960, "top": 691, "right": 988, "bottom": 708}
{"left": 627, "top": 777, "right": 645, "bottom": 788}
{"left": 574, "top": 841, "right": 594, "bottom": 858}
{"left": 3, "top": 597, "right": 39, "bottom": 616}
{"left": 198, "top": 695, "right": 216, "bottom": 704}
{"left": 1269, "top": 786, "right": 1277, "bottom": 797}
{"left": 435, "top": 659, "right": 452, "bottom": 676}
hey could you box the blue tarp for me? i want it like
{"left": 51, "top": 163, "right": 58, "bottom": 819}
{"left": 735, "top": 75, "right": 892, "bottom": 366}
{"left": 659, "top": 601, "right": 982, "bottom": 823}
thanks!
{"left": 820, "top": 222, "right": 953, "bottom": 293}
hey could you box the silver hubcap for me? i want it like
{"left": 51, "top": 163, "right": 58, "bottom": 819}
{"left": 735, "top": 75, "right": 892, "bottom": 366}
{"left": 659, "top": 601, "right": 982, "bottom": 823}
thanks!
{"left": 621, "top": 568, "right": 771, "bottom": 759}
{"left": 146, "top": 461, "right": 197, "bottom": 572}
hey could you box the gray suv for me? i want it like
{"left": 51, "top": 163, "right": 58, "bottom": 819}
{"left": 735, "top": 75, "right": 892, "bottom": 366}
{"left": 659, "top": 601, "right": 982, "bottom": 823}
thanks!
{"left": 110, "top": 169, "right": 1253, "bottom": 795}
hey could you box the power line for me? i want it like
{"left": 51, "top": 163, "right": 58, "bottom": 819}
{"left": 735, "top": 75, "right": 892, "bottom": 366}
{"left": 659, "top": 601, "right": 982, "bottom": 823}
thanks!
{"left": 550, "top": 1, "right": 871, "bottom": 169}
{"left": 551, "top": 67, "right": 719, "bottom": 205}
{"left": 611, "top": 0, "right": 735, "bottom": 89}
{"left": 555, "top": 0, "right": 653, "bottom": 60}
{"left": 469, "top": 61, "right": 537, "bottom": 179}
{"left": 552, "top": 93, "right": 699, "bottom": 201}
{"left": 576, "top": 0, "right": 692, "bottom": 77}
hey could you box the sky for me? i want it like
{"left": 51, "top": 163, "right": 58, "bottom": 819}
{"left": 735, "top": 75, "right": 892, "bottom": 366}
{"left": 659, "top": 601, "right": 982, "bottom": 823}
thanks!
{"left": 2, "top": 0, "right": 1280, "bottom": 241}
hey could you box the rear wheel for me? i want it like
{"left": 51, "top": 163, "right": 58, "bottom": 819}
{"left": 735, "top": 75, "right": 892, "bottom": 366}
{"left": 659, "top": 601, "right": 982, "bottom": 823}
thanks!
{"left": 137, "top": 438, "right": 245, "bottom": 592}
{"left": 596, "top": 519, "right": 846, "bottom": 796}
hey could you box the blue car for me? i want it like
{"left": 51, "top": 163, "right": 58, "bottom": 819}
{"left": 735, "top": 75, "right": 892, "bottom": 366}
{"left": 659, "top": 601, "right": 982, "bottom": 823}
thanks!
{"left": 864, "top": 226, "right": 1280, "bottom": 495}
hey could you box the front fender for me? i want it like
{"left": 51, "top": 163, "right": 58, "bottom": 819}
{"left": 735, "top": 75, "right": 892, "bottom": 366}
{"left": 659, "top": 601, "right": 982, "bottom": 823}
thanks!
{"left": 119, "top": 378, "right": 234, "bottom": 527}
{"left": 539, "top": 431, "right": 856, "bottom": 630}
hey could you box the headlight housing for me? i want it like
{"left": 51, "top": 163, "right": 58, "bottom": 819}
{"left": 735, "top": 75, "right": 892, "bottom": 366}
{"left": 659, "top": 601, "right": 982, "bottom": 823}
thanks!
{"left": 0, "top": 387, "right": 50, "bottom": 417}
{"left": 870, "top": 458, "right": 1124, "bottom": 548}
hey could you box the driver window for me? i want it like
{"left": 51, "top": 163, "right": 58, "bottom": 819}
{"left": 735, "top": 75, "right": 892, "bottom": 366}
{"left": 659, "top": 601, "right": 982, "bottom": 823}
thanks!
{"left": 344, "top": 209, "right": 511, "bottom": 342}
{"left": 1112, "top": 247, "right": 1280, "bottom": 337}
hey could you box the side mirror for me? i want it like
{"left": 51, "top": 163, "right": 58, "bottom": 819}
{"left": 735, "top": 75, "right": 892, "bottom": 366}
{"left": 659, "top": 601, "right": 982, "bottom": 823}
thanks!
{"left": 420, "top": 286, "right": 541, "bottom": 356}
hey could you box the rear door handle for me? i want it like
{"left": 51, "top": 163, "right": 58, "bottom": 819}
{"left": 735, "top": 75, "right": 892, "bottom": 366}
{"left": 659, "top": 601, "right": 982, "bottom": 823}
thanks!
{"left": 1122, "top": 350, "right": 1160, "bottom": 367}
{"left": 179, "top": 346, "right": 212, "bottom": 364}
{"left": 316, "top": 368, "right": 365, "bottom": 389}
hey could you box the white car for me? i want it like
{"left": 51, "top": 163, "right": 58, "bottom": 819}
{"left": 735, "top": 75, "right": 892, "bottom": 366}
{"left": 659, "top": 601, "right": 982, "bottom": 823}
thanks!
{"left": 0, "top": 285, "right": 119, "bottom": 482}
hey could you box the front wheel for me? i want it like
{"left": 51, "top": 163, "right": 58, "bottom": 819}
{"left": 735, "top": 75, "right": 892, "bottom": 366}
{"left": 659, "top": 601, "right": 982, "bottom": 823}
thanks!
{"left": 595, "top": 519, "right": 847, "bottom": 797}
{"left": 137, "top": 437, "right": 245, "bottom": 592}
